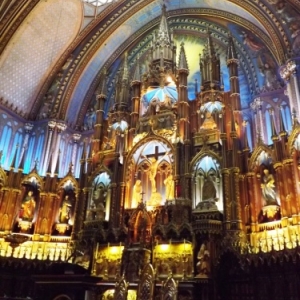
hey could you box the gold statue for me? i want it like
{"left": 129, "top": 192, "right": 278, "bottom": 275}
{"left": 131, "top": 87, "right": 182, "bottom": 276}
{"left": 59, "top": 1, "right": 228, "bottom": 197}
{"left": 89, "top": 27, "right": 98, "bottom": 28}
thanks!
{"left": 59, "top": 195, "right": 72, "bottom": 224}
{"left": 200, "top": 111, "right": 217, "bottom": 130}
{"left": 164, "top": 174, "right": 174, "bottom": 200}
{"left": 21, "top": 191, "right": 36, "bottom": 221}
{"left": 132, "top": 179, "right": 143, "bottom": 207}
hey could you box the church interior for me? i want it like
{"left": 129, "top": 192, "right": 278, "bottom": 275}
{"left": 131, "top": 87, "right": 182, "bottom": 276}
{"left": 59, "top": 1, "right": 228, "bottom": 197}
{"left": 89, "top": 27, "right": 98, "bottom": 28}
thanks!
{"left": 1, "top": 0, "right": 300, "bottom": 299}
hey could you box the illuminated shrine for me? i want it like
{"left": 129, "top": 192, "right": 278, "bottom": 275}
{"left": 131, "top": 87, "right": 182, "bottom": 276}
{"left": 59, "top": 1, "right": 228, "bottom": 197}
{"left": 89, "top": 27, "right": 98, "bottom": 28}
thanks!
{"left": 1, "top": 1, "right": 300, "bottom": 299}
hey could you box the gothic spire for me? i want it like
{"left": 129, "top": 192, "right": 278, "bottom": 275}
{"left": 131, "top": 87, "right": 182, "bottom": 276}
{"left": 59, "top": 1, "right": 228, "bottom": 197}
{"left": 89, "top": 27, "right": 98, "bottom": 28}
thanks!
{"left": 200, "top": 28, "right": 221, "bottom": 91}
{"left": 157, "top": 4, "right": 171, "bottom": 46}
{"left": 227, "top": 35, "right": 238, "bottom": 61}
{"left": 178, "top": 42, "right": 189, "bottom": 71}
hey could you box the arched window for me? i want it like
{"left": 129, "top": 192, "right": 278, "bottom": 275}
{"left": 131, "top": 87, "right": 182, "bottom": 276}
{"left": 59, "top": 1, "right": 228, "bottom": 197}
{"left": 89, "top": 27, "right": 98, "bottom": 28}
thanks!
{"left": 10, "top": 128, "right": 23, "bottom": 169}
{"left": 60, "top": 138, "right": 73, "bottom": 177}
{"left": 265, "top": 109, "right": 272, "bottom": 145}
{"left": 75, "top": 142, "right": 84, "bottom": 178}
{"left": 35, "top": 130, "right": 45, "bottom": 173}
{"left": 24, "top": 135, "right": 36, "bottom": 173}
{"left": 0, "top": 123, "right": 12, "bottom": 169}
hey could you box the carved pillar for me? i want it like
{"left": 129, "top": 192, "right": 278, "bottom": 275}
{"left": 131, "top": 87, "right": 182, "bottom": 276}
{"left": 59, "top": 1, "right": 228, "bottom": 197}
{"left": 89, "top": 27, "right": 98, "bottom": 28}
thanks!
{"left": 230, "top": 167, "right": 242, "bottom": 230}
{"left": 283, "top": 159, "right": 297, "bottom": 218}
{"left": 246, "top": 172, "right": 256, "bottom": 229}
{"left": 280, "top": 60, "right": 300, "bottom": 122}
{"left": 274, "top": 163, "right": 287, "bottom": 219}
{"left": 93, "top": 94, "right": 107, "bottom": 153}
{"left": 72, "top": 188, "right": 88, "bottom": 239}
{"left": 222, "top": 169, "right": 230, "bottom": 230}
{"left": 129, "top": 79, "right": 141, "bottom": 149}
{"left": 54, "top": 122, "right": 67, "bottom": 175}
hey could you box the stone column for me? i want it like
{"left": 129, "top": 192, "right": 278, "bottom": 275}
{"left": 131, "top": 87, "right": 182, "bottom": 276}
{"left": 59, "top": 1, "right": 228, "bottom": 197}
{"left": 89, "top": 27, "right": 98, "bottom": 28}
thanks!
{"left": 42, "top": 121, "right": 56, "bottom": 174}
{"left": 280, "top": 60, "right": 300, "bottom": 123}
{"left": 54, "top": 122, "right": 67, "bottom": 176}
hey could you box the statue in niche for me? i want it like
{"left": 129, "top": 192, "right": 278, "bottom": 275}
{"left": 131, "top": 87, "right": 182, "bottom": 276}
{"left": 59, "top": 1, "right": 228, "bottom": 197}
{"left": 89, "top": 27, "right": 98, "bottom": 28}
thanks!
{"left": 92, "top": 185, "right": 107, "bottom": 220}
{"left": 132, "top": 179, "right": 143, "bottom": 208}
{"left": 164, "top": 174, "right": 175, "bottom": 200}
{"left": 160, "top": 94, "right": 172, "bottom": 110}
{"left": 261, "top": 169, "right": 278, "bottom": 206}
{"left": 20, "top": 191, "right": 36, "bottom": 221}
{"left": 59, "top": 195, "right": 72, "bottom": 224}
{"left": 196, "top": 243, "right": 210, "bottom": 277}
{"left": 202, "top": 176, "right": 217, "bottom": 201}
{"left": 144, "top": 97, "right": 160, "bottom": 116}
{"left": 200, "top": 111, "right": 217, "bottom": 130}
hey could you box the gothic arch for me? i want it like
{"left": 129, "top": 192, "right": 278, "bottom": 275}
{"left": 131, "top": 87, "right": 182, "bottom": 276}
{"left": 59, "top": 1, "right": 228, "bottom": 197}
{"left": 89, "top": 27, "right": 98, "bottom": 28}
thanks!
{"left": 191, "top": 152, "right": 222, "bottom": 211}
{"left": 57, "top": 175, "right": 78, "bottom": 192}
{"left": 287, "top": 126, "right": 300, "bottom": 155}
{"left": 89, "top": 164, "right": 113, "bottom": 185}
{"left": 21, "top": 172, "right": 44, "bottom": 191}
{"left": 249, "top": 144, "right": 275, "bottom": 170}
{"left": 126, "top": 135, "right": 174, "bottom": 168}
{"left": 190, "top": 149, "right": 222, "bottom": 173}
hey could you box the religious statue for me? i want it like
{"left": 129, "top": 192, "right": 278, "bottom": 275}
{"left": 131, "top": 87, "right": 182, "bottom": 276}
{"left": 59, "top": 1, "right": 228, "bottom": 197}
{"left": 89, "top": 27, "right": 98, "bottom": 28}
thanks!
{"left": 59, "top": 195, "right": 72, "bottom": 224}
{"left": 92, "top": 185, "right": 107, "bottom": 220}
{"left": 261, "top": 169, "right": 278, "bottom": 206}
{"left": 132, "top": 179, "right": 143, "bottom": 207}
{"left": 196, "top": 243, "right": 210, "bottom": 277}
{"left": 164, "top": 174, "right": 174, "bottom": 200}
{"left": 200, "top": 111, "right": 217, "bottom": 130}
{"left": 144, "top": 151, "right": 169, "bottom": 194}
{"left": 20, "top": 191, "right": 36, "bottom": 221}
{"left": 202, "top": 176, "right": 217, "bottom": 201}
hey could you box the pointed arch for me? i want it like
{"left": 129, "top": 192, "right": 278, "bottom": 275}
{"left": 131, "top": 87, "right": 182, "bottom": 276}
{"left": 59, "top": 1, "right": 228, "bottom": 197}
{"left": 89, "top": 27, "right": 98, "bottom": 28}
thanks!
{"left": 124, "top": 135, "right": 174, "bottom": 208}
{"left": 57, "top": 175, "right": 78, "bottom": 193}
{"left": 114, "top": 276, "right": 128, "bottom": 300}
{"left": 190, "top": 152, "right": 222, "bottom": 211}
{"left": 22, "top": 172, "right": 44, "bottom": 191}
{"left": 137, "top": 263, "right": 155, "bottom": 300}
{"left": 288, "top": 126, "right": 300, "bottom": 155}
{"left": 161, "top": 276, "right": 178, "bottom": 300}
{"left": 249, "top": 144, "right": 275, "bottom": 170}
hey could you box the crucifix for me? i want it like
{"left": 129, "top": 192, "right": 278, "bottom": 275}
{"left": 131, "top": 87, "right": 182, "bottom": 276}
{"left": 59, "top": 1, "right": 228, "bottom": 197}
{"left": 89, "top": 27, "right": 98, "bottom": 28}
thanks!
{"left": 143, "top": 146, "right": 169, "bottom": 193}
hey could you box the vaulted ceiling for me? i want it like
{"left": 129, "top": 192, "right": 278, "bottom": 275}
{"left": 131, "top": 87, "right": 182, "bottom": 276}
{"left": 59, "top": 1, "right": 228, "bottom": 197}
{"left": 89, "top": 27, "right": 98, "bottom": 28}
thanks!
{"left": 0, "top": 0, "right": 299, "bottom": 129}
